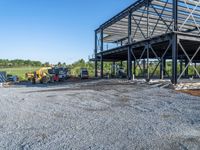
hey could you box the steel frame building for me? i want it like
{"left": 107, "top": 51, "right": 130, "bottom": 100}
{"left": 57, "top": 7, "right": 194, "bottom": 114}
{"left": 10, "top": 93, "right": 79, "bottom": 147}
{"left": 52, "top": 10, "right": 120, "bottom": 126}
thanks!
{"left": 92, "top": 0, "right": 200, "bottom": 84}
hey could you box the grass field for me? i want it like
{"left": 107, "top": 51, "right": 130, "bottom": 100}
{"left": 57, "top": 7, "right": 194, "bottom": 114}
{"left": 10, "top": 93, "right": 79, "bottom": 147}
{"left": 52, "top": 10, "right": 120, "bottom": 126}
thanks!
{"left": 0, "top": 67, "right": 40, "bottom": 81}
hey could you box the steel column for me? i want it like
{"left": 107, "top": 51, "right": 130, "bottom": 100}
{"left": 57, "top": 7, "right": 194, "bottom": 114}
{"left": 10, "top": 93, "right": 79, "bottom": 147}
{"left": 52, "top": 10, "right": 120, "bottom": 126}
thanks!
{"left": 112, "top": 61, "right": 116, "bottom": 77}
{"left": 172, "top": 0, "right": 178, "bottom": 84}
{"left": 180, "top": 58, "right": 183, "bottom": 76}
{"left": 160, "top": 58, "right": 164, "bottom": 79}
{"left": 194, "top": 63, "right": 197, "bottom": 77}
{"left": 128, "top": 11, "right": 132, "bottom": 80}
{"left": 146, "top": 1, "right": 150, "bottom": 81}
{"left": 163, "top": 59, "right": 166, "bottom": 76}
{"left": 133, "top": 59, "right": 136, "bottom": 77}
{"left": 143, "top": 59, "right": 146, "bottom": 77}
{"left": 185, "top": 59, "right": 189, "bottom": 77}
{"left": 94, "top": 31, "right": 98, "bottom": 78}
{"left": 100, "top": 28, "right": 104, "bottom": 78}
{"left": 172, "top": 36, "right": 178, "bottom": 84}
{"left": 147, "top": 46, "right": 150, "bottom": 81}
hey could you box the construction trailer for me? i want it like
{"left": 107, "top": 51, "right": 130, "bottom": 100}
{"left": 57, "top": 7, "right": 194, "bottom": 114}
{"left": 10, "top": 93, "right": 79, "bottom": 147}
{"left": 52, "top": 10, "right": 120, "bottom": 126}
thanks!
{"left": 91, "top": 0, "right": 200, "bottom": 84}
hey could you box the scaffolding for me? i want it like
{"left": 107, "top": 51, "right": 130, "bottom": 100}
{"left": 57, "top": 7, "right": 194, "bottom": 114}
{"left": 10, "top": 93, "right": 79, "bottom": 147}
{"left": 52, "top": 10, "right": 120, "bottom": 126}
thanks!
{"left": 92, "top": 0, "right": 200, "bottom": 84}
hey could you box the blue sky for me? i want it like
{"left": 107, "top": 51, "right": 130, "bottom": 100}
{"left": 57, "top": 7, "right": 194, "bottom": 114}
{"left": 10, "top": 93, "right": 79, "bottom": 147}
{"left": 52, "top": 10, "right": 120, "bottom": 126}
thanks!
{"left": 0, "top": 0, "right": 133, "bottom": 64}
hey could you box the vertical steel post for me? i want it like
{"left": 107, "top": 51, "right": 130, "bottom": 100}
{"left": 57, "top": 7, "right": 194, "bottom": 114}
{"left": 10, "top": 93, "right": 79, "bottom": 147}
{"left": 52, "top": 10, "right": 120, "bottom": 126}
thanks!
{"left": 100, "top": 28, "right": 104, "bottom": 78}
{"left": 94, "top": 31, "right": 98, "bottom": 78}
{"left": 185, "top": 59, "right": 189, "bottom": 77}
{"left": 194, "top": 62, "right": 197, "bottom": 77}
{"left": 128, "top": 11, "right": 132, "bottom": 80}
{"left": 160, "top": 58, "right": 164, "bottom": 79}
{"left": 143, "top": 59, "right": 146, "bottom": 77}
{"left": 147, "top": 46, "right": 150, "bottom": 81}
{"left": 180, "top": 58, "right": 183, "bottom": 76}
{"left": 133, "top": 59, "right": 136, "bottom": 77}
{"left": 146, "top": 1, "right": 150, "bottom": 81}
{"left": 172, "top": 0, "right": 178, "bottom": 84}
{"left": 163, "top": 58, "right": 166, "bottom": 76}
{"left": 112, "top": 61, "right": 116, "bottom": 77}
{"left": 120, "top": 61, "right": 123, "bottom": 68}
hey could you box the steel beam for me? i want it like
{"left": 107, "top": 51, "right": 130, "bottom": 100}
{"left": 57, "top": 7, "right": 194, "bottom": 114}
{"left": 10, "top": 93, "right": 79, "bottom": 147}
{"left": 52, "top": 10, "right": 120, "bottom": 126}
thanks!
{"left": 185, "top": 59, "right": 189, "bottom": 77}
{"left": 112, "top": 61, "right": 116, "bottom": 77}
{"left": 96, "top": 0, "right": 150, "bottom": 32}
{"left": 180, "top": 58, "right": 183, "bottom": 76}
{"left": 160, "top": 58, "right": 164, "bottom": 79}
{"left": 172, "top": 0, "right": 178, "bottom": 84}
{"left": 163, "top": 59, "right": 166, "bottom": 76}
{"left": 101, "top": 28, "right": 104, "bottom": 78}
{"left": 147, "top": 45, "right": 150, "bottom": 81}
{"left": 143, "top": 59, "right": 146, "bottom": 77}
{"left": 172, "top": 36, "right": 178, "bottom": 84}
{"left": 128, "top": 11, "right": 133, "bottom": 80}
{"left": 194, "top": 63, "right": 197, "bottom": 77}
{"left": 133, "top": 59, "right": 136, "bottom": 77}
{"left": 95, "top": 31, "right": 98, "bottom": 78}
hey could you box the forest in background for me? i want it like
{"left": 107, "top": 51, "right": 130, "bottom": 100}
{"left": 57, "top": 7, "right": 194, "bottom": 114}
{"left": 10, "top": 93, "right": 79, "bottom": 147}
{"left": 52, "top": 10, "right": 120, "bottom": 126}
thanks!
{"left": 0, "top": 59, "right": 199, "bottom": 81}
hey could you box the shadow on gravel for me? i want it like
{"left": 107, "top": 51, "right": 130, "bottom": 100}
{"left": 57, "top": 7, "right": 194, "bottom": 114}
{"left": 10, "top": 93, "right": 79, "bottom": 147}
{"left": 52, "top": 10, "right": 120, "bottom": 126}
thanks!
{"left": 17, "top": 79, "right": 98, "bottom": 88}
{"left": 24, "top": 82, "right": 138, "bottom": 93}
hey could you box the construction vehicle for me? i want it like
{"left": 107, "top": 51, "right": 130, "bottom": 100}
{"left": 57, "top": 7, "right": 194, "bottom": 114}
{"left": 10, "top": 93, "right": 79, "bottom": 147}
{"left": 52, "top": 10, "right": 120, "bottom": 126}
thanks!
{"left": 6, "top": 75, "right": 18, "bottom": 82}
{"left": 25, "top": 72, "right": 34, "bottom": 82}
{"left": 79, "top": 68, "right": 89, "bottom": 79}
{"left": 51, "top": 67, "right": 69, "bottom": 81}
{"left": 116, "top": 68, "right": 127, "bottom": 78}
{"left": 26, "top": 67, "right": 54, "bottom": 84}
{"left": 47, "top": 68, "right": 59, "bottom": 82}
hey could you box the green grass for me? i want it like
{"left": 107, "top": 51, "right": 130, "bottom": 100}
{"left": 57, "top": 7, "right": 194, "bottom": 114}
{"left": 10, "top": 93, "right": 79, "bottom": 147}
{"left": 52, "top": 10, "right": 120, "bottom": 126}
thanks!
{"left": 0, "top": 67, "right": 40, "bottom": 81}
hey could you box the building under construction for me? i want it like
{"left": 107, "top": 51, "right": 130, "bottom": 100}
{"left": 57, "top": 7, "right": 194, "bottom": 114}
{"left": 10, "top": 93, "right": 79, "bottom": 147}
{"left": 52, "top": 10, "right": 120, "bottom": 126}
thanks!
{"left": 92, "top": 0, "right": 200, "bottom": 84}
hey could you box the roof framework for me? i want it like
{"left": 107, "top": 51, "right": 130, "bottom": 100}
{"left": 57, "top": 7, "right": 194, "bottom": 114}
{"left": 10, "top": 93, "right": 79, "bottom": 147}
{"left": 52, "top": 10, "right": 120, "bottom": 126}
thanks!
{"left": 93, "top": 0, "right": 200, "bottom": 84}
{"left": 96, "top": 0, "right": 200, "bottom": 45}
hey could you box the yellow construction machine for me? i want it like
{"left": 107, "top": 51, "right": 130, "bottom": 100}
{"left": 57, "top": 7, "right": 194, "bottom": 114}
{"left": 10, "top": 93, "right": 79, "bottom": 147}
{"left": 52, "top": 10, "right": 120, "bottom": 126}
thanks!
{"left": 26, "top": 67, "right": 54, "bottom": 84}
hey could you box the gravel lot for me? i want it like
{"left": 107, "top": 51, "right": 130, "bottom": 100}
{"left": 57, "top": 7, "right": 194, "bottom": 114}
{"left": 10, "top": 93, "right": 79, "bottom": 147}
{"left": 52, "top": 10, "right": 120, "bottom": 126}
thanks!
{"left": 0, "top": 79, "right": 200, "bottom": 150}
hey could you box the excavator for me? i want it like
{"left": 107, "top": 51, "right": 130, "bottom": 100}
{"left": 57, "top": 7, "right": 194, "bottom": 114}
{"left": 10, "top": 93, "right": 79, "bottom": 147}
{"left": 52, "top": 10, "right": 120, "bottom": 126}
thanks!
{"left": 26, "top": 67, "right": 54, "bottom": 84}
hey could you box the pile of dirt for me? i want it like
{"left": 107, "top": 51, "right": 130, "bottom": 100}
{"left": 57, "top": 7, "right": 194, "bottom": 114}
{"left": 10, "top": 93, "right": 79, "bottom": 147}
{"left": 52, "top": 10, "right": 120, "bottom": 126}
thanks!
{"left": 178, "top": 89, "right": 200, "bottom": 97}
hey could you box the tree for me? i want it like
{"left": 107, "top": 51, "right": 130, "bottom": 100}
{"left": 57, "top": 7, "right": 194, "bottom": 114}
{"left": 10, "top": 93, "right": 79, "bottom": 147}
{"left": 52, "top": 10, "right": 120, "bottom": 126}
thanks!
{"left": 58, "top": 62, "right": 61, "bottom": 67}
{"left": 44, "top": 62, "right": 50, "bottom": 67}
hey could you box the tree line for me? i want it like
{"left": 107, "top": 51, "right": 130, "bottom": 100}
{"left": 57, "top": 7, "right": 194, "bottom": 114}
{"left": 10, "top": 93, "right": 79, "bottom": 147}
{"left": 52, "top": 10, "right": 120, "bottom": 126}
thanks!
{"left": 0, "top": 59, "right": 199, "bottom": 77}
{"left": 0, "top": 59, "right": 42, "bottom": 68}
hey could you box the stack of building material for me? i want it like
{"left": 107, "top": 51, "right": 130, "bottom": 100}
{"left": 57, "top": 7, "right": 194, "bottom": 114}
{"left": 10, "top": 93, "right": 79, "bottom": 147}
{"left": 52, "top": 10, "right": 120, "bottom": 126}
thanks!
{"left": 175, "top": 82, "right": 200, "bottom": 90}
{"left": 0, "top": 72, "right": 7, "bottom": 83}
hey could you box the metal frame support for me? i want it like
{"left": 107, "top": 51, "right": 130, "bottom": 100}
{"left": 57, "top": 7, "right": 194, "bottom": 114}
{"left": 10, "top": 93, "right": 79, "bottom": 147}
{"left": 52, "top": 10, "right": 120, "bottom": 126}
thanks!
{"left": 172, "top": 0, "right": 178, "bottom": 84}
{"left": 112, "top": 61, "right": 116, "bottom": 77}
{"left": 128, "top": 47, "right": 132, "bottom": 79}
{"left": 180, "top": 58, "right": 183, "bottom": 76}
{"left": 185, "top": 59, "right": 189, "bottom": 77}
{"left": 128, "top": 11, "right": 133, "bottom": 80}
{"left": 146, "top": 1, "right": 150, "bottom": 81}
{"left": 194, "top": 63, "right": 197, "bottom": 77}
{"left": 120, "top": 61, "right": 123, "bottom": 68}
{"left": 147, "top": 45, "right": 150, "bottom": 81}
{"left": 172, "top": 35, "right": 178, "bottom": 84}
{"left": 133, "top": 59, "right": 136, "bottom": 77}
{"left": 94, "top": 31, "right": 98, "bottom": 78}
{"left": 100, "top": 28, "right": 104, "bottom": 78}
{"left": 163, "top": 59, "right": 166, "bottom": 76}
{"left": 160, "top": 58, "right": 164, "bottom": 79}
{"left": 177, "top": 42, "right": 200, "bottom": 80}
{"left": 143, "top": 59, "right": 146, "bottom": 77}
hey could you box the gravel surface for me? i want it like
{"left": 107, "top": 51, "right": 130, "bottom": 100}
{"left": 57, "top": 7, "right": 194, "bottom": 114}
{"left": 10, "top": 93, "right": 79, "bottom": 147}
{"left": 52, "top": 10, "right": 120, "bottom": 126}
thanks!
{"left": 0, "top": 79, "right": 200, "bottom": 150}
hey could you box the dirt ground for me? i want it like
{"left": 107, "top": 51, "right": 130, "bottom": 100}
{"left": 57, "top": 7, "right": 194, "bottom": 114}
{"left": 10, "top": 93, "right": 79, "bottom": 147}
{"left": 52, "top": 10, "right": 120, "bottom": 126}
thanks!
{"left": 0, "top": 79, "right": 200, "bottom": 150}
{"left": 178, "top": 90, "right": 200, "bottom": 97}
